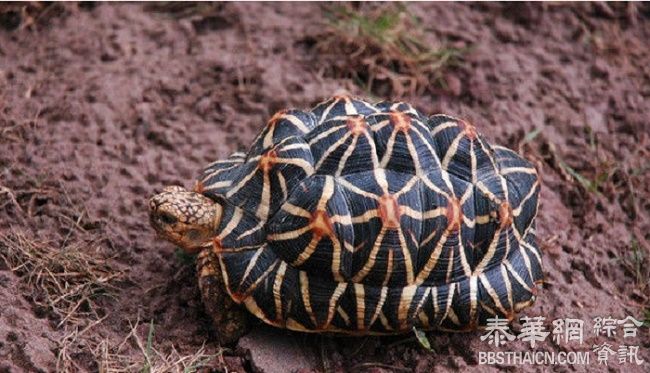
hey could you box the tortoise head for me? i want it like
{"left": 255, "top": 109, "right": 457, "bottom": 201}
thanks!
{"left": 149, "top": 186, "right": 222, "bottom": 254}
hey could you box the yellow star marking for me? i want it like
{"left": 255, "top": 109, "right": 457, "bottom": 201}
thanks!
{"left": 273, "top": 261, "right": 288, "bottom": 322}
{"left": 239, "top": 246, "right": 265, "bottom": 288}
{"left": 368, "top": 286, "right": 388, "bottom": 329}
{"left": 397, "top": 284, "right": 417, "bottom": 329}
{"left": 469, "top": 275, "right": 478, "bottom": 328}
{"left": 379, "top": 129, "right": 399, "bottom": 168}
{"left": 441, "top": 132, "right": 465, "bottom": 171}
{"left": 324, "top": 283, "right": 347, "bottom": 329}
{"left": 314, "top": 131, "right": 352, "bottom": 171}
{"left": 202, "top": 180, "right": 233, "bottom": 191}
{"left": 299, "top": 271, "right": 318, "bottom": 327}
{"left": 335, "top": 135, "right": 359, "bottom": 176}
{"left": 479, "top": 273, "right": 509, "bottom": 316}
{"left": 500, "top": 167, "right": 538, "bottom": 176}
{"left": 308, "top": 124, "right": 347, "bottom": 145}
{"left": 429, "top": 120, "right": 458, "bottom": 137}
{"left": 354, "top": 283, "right": 365, "bottom": 330}
{"left": 352, "top": 226, "right": 387, "bottom": 282}
{"left": 504, "top": 260, "right": 532, "bottom": 292}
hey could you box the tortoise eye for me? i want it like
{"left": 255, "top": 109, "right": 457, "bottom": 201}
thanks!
{"left": 158, "top": 212, "right": 177, "bottom": 225}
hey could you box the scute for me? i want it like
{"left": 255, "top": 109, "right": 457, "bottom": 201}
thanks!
{"left": 218, "top": 137, "right": 314, "bottom": 221}
{"left": 199, "top": 96, "right": 543, "bottom": 334}
{"left": 307, "top": 116, "right": 379, "bottom": 176}
{"left": 416, "top": 171, "right": 476, "bottom": 285}
{"left": 311, "top": 96, "right": 379, "bottom": 124}
{"left": 427, "top": 114, "right": 498, "bottom": 183}
{"left": 248, "top": 109, "right": 317, "bottom": 156}
{"left": 267, "top": 175, "right": 355, "bottom": 282}
{"left": 338, "top": 169, "right": 422, "bottom": 287}
{"left": 368, "top": 110, "right": 440, "bottom": 175}
{"left": 199, "top": 152, "right": 246, "bottom": 196}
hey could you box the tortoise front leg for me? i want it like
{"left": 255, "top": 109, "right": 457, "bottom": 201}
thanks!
{"left": 197, "top": 249, "right": 249, "bottom": 344}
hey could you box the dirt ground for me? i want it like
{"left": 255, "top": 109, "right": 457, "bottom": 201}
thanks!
{"left": 0, "top": 2, "right": 649, "bottom": 372}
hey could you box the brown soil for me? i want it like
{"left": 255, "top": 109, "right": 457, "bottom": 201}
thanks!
{"left": 1, "top": 2, "right": 649, "bottom": 372}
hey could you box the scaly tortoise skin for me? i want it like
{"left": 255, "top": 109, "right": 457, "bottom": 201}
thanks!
{"left": 149, "top": 96, "right": 543, "bottom": 343}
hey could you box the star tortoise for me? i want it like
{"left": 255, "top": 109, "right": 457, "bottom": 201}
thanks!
{"left": 149, "top": 96, "right": 543, "bottom": 343}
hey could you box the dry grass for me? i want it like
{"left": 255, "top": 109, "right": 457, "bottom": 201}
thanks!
{"left": 0, "top": 184, "right": 25, "bottom": 215}
{"left": 94, "top": 318, "right": 216, "bottom": 373}
{"left": 313, "top": 3, "right": 466, "bottom": 97}
{"left": 56, "top": 316, "right": 108, "bottom": 372}
{"left": 0, "top": 184, "right": 217, "bottom": 371}
{"left": 0, "top": 230, "right": 133, "bottom": 371}
{"left": 0, "top": 231, "right": 122, "bottom": 327}
{"left": 54, "top": 316, "right": 217, "bottom": 373}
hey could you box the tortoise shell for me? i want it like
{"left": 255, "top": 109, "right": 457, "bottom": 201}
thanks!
{"left": 196, "top": 96, "right": 542, "bottom": 333}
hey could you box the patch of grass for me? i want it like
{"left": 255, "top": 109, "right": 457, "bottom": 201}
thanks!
{"left": 95, "top": 318, "right": 216, "bottom": 373}
{"left": 518, "top": 127, "right": 543, "bottom": 154}
{"left": 142, "top": 320, "right": 155, "bottom": 373}
{"left": 315, "top": 3, "right": 467, "bottom": 97}
{"left": 0, "top": 231, "right": 122, "bottom": 327}
{"left": 541, "top": 121, "right": 629, "bottom": 199}
{"left": 619, "top": 236, "right": 650, "bottom": 291}
{"left": 558, "top": 160, "right": 613, "bottom": 196}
